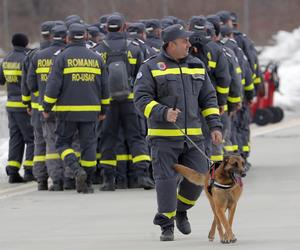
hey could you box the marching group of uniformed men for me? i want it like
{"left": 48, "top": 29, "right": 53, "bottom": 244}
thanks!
{"left": 0, "top": 10, "right": 262, "bottom": 241}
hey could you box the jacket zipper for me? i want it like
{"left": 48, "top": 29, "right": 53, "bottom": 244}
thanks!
{"left": 178, "top": 64, "right": 187, "bottom": 135}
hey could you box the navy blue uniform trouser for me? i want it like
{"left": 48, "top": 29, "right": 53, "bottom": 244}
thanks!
{"left": 100, "top": 100, "right": 150, "bottom": 174}
{"left": 55, "top": 120, "right": 98, "bottom": 170}
{"left": 6, "top": 111, "right": 34, "bottom": 175}
{"left": 150, "top": 140, "right": 209, "bottom": 215}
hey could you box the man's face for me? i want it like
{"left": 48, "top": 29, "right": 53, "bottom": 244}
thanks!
{"left": 170, "top": 37, "right": 191, "bottom": 59}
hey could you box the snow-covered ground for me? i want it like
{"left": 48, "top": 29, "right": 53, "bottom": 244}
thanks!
{"left": 1, "top": 27, "right": 300, "bottom": 180}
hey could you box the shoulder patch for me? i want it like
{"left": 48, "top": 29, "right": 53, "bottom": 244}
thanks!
{"left": 136, "top": 71, "right": 143, "bottom": 80}
{"left": 54, "top": 49, "right": 63, "bottom": 56}
{"left": 143, "top": 54, "right": 157, "bottom": 63}
{"left": 225, "top": 52, "right": 232, "bottom": 58}
{"left": 137, "top": 38, "right": 145, "bottom": 44}
{"left": 131, "top": 41, "right": 140, "bottom": 46}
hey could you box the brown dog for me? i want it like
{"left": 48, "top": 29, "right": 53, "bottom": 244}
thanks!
{"left": 174, "top": 155, "right": 246, "bottom": 244}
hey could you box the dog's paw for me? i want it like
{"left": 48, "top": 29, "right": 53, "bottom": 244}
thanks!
{"left": 221, "top": 234, "right": 237, "bottom": 244}
{"left": 208, "top": 231, "right": 215, "bottom": 242}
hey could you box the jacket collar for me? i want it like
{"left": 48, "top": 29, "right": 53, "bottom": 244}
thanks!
{"left": 160, "top": 47, "right": 189, "bottom": 64}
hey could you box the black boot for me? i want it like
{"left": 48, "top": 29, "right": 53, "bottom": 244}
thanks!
{"left": 72, "top": 164, "right": 87, "bottom": 193}
{"left": 64, "top": 156, "right": 87, "bottom": 193}
{"left": 83, "top": 167, "right": 95, "bottom": 194}
{"left": 160, "top": 226, "right": 174, "bottom": 241}
{"left": 8, "top": 173, "right": 25, "bottom": 183}
{"left": 92, "top": 166, "right": 103, "bottom": 184}
{"left": 37, "top": 180, "right": 48, "bottom": 191}
{"left": 176, "top": 211, "right": 191, "bottom": 235}
{"left": 116, "top": 175, "right": 128, "bottom": 189}
{"left": 49, "top": 180, "right": 64, "bottom": 191}
{"left": 63, "top": 177, "right": 76, "bottom": 190}
{"left": 153, "top": 213, "right": 175, "bottom": 241}
{"left": 100, "top": 173, "right": 115, "bottom": 191}
{"left": 138, "top": 175, "right": 155, "bottom": 190}
{"left": 23, "top": 168, "right": 35, "bottom": 182}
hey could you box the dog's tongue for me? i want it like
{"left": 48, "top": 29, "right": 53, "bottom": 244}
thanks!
{"left": 236, "top": 176, "right": 243, "bottom": 187}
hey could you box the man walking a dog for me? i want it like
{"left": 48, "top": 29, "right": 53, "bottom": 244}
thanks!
{"left": 134, "top": 24, "right": 223, "bottom": 241}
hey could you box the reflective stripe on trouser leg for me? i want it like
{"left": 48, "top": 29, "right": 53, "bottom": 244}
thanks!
{"left": 177, "top": 141, "right": 208, "bottom": 211}
{"left": 43, "top": 121, "right": 64, "bottom": 182}
{"left": 14, "top": 112, "right": 34, "bottom": 171}
{"left": 222, "top": 113, "right": 234, "bottom": 153}
{"left": 64, "top": 133, "right": 80, "bottom": 179}
{"left": 78, "top": 121, "right": 97, "bottom": 169}
{"left": 6, "top": 112, "right": 25, "bottom": 174}
{"left": 55, "top": 121, "right": 79, "bottom": 171}
{"left": 99, "top": 101, "right": 120, "bottom": 175}
{"left": 151, "top": 141, "right": 182, "bottom": 214}
{"left": 32, "top": 125, "right": 47, "bottom": 180}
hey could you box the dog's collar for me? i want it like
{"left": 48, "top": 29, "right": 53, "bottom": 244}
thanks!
{"left": 213, "top": 181, "right": 233, "bottom": 189}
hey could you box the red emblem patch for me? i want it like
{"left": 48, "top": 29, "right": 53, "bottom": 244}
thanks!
{"left": 157, "top": 62, "right": 167, "bottom": 71}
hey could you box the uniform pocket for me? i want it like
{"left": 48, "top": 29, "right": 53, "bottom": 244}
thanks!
{"left": 191, "top": 74, "right": 204, "bottom": 95}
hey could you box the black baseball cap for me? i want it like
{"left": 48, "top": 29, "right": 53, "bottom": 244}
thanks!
{"left": 162, "top": 24, "right": 192, "bottom": 43}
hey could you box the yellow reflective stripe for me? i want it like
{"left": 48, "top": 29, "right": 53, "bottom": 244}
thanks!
{"left": 148, "top": 128, "right": 202, "bottom": 137}
{"left": 61, "top": 149, "right": 75, "bottom": 160}
{"left": 242, "top": 145, "right": 250, "bottom": 152}
{"left": 96, "top": 153, "right": 102, "bottom": 160}
{"left": 6, "top": 101, "right": 27, "bottom": 108}
{"left": 44, "top": 95, "right": 57, "bottom": 104}
{"left": 245, "top": 83, "right": 254, "bottom": 91}
{"left": 99, "top": 160, "right": 117, "bottom": 167}
{"left": 210, "top": 155, "right": 224, "bottom": 162}
{"left": 53, "top": 105, "right": 101, "bottom": 112}
{"left": 177, "top": 194, "right": 196, "bottom": 205}
{"left": 80, "top": 160, "right": 97, "bottom": 167}
{"left": 46, "top": 153, "right": 60, "bottom": 160}
{"left": 3, "top": 69, "right": 22, "bottom": 76}
{"left": 128, "top": 58, "right": 137, "bottom": 64}
{"left": 75, "top": 151, "right": 81, "bottom": 158}
{"left": 31, "top": 102, "right": 39, "bottom": 109}
{"left": 144, "top": 100, "right": 159, "bottom": 118}
{"left": 236, "top": 67, "right": 242, "bottom": 74}
{"left": 224, "top": 145, "right": 235, "bottom": 152}
{"left": 254, "top": 63, "right": 258, "bottom": 70}
{"left": 63, "top": 67, "right": 101, "bottom": 74}
{"left": 163, "top": 211, "right": 176, "bottom": 219}
{"left": 101, "top": 98, "right": 111, "bottom": 105}
{"left": 254, "top": 77, "right": 262, "bottom": 84}
{"left": 128, "top": 93, "right": 134, "bottom": 99}
{"left": 116, "top": 154, "right": 132, "bottom": 161}
{"left": 151, "top": 67, "right": 205, "bottom": 77}
{"left": 252, "top": 73, "right": 257, "bottom": 80}
{"left": 22, "top": 95, "right": 31, "bottom": 102}
{"left": 33, "top": 91, "right": 39, "bottom": 97}
{"left": 227, "top": 96, "right": 241, "bottom": 103}
{"left": 223, "top": 104, "right": 228, "bottom": 111}
{"left": 241, "top": 78, "right": 246, "bottom": 85}
{"left": 216, "top": 86, "right": 230, "bottom": 94}
{"left": 208, "top": 60, "right": 217, "bottom": 68}
{"left": 201, "top": 107, "right": 219, "bottom": 117}
{"left": 232, "top": 145, "right": 239, "bottom": 151}
{"left": 36, "top": 67, "right": 50, "bottom": 74}
{"left": 24, "top": 160, "right": 33, "bottom": 166}
{"left": 38, "top": 105, "right": 45, "bottom": 111}
{"left": 181, "top": 67, "right": 205, "bottom": 75}
{"left": 132, "top": 155, "right": 151, "bottom": 163}
{"left": 33, "top": 155, "right": 46, "bottom": 162}
{"left": 7, "top": 161, "right": 21, "bottom": 168}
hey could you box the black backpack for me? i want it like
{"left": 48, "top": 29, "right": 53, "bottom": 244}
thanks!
{"left": 103, "top": 39, "right": 131, "bottom": 101}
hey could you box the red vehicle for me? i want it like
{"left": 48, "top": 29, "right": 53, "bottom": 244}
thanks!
{"left": 250, "top": 62, "right": 284, "bottom": 126}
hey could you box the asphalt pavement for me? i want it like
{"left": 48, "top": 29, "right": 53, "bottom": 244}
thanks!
{"left": 0, "top": 116, "right": 300, "bottom": 250}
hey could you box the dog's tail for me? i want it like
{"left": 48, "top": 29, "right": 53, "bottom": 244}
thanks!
{"left": 173, "top": 164, "right": 206, "bottom": 186}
